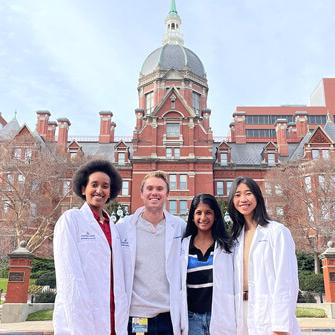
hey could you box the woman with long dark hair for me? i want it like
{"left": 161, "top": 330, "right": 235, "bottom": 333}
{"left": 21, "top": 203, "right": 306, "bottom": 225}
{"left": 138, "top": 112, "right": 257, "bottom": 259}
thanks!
{"left": 228, "top": 176, "right": 300, "bottom": 335}
{"left": 181, "top": 193, "right": 236, "bottom": 335}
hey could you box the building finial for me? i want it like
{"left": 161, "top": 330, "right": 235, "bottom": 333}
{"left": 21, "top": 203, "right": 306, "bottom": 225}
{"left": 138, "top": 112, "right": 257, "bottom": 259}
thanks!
{"left": 163, "top": 0, "right": 184, "bottom": 45}
{"left": 326, "top": 110, "right": 332, "bottom": 124}
{"left": 169, "top": 0, "right": 177, "bottom": 15}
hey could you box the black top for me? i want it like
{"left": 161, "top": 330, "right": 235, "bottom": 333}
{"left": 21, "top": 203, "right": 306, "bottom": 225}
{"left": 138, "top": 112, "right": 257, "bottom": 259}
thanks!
{"left": 186, "top": 237, "right": 214, "bottom": 313}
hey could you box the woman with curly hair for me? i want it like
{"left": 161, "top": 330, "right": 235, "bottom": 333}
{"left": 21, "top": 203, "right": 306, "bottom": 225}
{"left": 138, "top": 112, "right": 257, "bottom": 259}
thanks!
{"left": 53, "top": 159, "right": 128, "bottom": 335}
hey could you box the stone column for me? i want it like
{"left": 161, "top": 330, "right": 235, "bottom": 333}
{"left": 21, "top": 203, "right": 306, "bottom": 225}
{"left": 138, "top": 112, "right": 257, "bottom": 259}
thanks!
{"left": 320, "top": 241, "right": 335, "bottom": 303}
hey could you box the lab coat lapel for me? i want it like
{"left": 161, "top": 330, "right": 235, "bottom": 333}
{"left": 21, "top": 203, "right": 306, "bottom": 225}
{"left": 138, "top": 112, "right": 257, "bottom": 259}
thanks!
{"left": 80, "top": 202, "right": 110, "bottom": 252}
{"left": 164, "top": 211, "right": 175, "bottom": 278}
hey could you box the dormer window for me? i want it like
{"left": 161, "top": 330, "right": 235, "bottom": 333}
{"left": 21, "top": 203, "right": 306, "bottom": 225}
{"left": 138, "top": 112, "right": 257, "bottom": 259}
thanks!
{"left": 268, "top": 153, "right": 276, "bottom": 166}
{"left": 220, "top": 153, "right": 228, "bottom": 166}
{"left": 118, "top": 152, "right": 126, "bottom": 165}
{"left": 24, "top": 148, "right": 32, "bottom": 162}
{"left": 13, "top": 148, "right": 21, "bottom": 159}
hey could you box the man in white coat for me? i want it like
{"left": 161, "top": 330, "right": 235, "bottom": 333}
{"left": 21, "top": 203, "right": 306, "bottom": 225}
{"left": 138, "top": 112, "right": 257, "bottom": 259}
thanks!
{"left": 116, "top": 171, "right": 186, "bottom": 335}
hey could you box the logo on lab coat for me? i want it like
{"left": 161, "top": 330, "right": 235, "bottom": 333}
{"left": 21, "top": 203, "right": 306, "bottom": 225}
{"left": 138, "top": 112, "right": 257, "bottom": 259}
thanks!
{"left": 80, "top": 231, "right": 96, "bottom": 240}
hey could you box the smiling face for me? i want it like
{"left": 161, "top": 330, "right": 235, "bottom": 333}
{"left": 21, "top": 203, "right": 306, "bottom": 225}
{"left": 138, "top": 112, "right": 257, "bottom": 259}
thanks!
{"left": 193, "top": 202, "right": 215, "bottom": 234}
{"left": 233, "top": 182, "right": 257, "bottom": 220}
{"left": 140, "top": 176, "right": 168, "bottom": 212}
{"left": 82, "top": 171, "right": 111, "bottom": 212}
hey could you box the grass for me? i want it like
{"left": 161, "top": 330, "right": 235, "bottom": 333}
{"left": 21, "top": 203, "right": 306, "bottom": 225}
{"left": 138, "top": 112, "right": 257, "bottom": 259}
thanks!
{"left": 26, "top": 309, "right": 53, "bottom": 321}
{"left": 0, "top": 278, "right": 7, "bottom": 292}
{"left": 0, "top": 278, "right": 36, "bottom": 293}
{"left": 296, "top": 307, "right": 327, "bottom": 318}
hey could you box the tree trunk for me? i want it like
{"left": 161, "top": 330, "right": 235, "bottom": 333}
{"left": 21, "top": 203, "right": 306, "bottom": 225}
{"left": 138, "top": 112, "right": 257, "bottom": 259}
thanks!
{"left": 314, "top": 252, "right": 320, "bottom": 274}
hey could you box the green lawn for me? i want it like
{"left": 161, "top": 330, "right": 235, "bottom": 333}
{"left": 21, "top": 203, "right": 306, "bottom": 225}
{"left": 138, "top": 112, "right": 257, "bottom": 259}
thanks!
{"left": 0, "top": 278, "right": 7, "bottom": 292}
{"left": 26, "top": 309, "right": 53, "bottom": 321}
{"left": 296, "top": 307, "right": 327, "bottom": 318}
{"left": 0, "top": 278, "right": 36, "bottom": 294}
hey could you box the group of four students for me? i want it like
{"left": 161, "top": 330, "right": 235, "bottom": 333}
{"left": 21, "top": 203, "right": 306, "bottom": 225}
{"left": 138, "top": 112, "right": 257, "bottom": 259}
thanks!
{"left": 53, "top": 159, "right": 300, "bottom": 335}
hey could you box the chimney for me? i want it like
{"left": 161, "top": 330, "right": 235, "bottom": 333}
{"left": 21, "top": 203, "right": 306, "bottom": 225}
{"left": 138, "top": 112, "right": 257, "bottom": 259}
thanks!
{"left": 99, "top": 111, "right": 113, "bottom": 143}
{"left": 201, "top": 109, "right": 211, "bottom": 130}
{"left": 295, "top": 111, "right": 308, "bottom": 139}
{"left": 46, "top": 121, "right": 57, "bottom": 142}
{"left": 57, "top": 118, "right": 71, "bottom": 152}
{"left": 229, "top": 122, "right": 235, "bottom": 142}
{"left": 135, "top": 108, "right": 144, "bottom": 131}
{"left": 110, "top": 122, "right": 116, "bottom": 143}
{"left": 287, "top": 122, "right": 298, "bottom": 142}
{"left": 36, "top": 111, "right": 51, "bottom": 139}
{"left": 275, "top": 119, "right": 288, "bottom": 156}
{"left": 233, "top": 111, "right": 246, "bottom": 144}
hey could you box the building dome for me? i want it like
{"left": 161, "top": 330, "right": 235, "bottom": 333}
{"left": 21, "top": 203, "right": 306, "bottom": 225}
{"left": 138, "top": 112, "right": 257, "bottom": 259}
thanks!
{"left": 140, "top": 43, "right": 206, "bottom": 78}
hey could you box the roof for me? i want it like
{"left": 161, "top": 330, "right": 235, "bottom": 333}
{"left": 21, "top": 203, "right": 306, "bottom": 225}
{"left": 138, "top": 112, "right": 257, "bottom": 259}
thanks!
{"left": 140, "top": 44, "right": 206, "bottom": 78}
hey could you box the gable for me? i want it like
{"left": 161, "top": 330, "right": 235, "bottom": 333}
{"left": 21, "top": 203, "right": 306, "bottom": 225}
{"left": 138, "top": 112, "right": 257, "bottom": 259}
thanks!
{"left": 12, "top": 126, "right": 35, "bottom": 144}
{"left": 218, "top": 141, "right": 230, "bottom": 150}
{"left": 263, "top": 142, "right": 277, "bottom": 151}
{"left": 309, "top": 127, "right": 332, "bottom": 144}
{"left": 68, "top": 140, "right": 80, "bottom": 149}
{"left": 115, "top": 141, "right": 128, "bottom": 150}
{"left": 154, "top": 89, "right": 195, "bottom": 118}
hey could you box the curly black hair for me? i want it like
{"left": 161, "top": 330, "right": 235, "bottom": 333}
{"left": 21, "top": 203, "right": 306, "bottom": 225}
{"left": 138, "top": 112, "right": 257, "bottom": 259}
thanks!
{"left": 73, "top": 159, "right": 122, "bottom": 202}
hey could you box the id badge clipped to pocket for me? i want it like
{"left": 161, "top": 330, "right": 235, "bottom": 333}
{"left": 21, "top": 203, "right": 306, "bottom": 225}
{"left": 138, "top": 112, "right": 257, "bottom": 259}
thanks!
{"left": 131, "top": 317, "right": 148, "bottom": 334}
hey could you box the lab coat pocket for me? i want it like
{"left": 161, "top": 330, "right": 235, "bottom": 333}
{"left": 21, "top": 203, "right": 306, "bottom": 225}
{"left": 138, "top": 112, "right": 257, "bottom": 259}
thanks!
{"left": 254, "top": 294, "right": 271, "bottom": 326}
{"left": 211, "top": 293, "right": 236, "bottom": 334}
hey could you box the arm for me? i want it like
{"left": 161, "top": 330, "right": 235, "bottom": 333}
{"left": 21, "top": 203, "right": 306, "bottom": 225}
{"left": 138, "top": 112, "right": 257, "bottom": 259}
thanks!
{"left": 270, "top": 225, "right": 299, "bottom": 333}
{"left": 54, "top": 212, "right": 96, "bottom": 334}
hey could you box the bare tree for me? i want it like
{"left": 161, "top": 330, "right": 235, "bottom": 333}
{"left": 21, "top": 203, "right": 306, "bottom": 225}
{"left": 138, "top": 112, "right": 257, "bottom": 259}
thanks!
{"left": 265, "top": 157, "right": 335, "bottom": 273}
{"left": 0, "top": 134, "right": 86, "bottom": 256}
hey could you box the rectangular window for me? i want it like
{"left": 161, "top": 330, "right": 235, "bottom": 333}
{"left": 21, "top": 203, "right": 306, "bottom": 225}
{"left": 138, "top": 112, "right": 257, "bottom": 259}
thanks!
{"left": 145, "top": 91, "right": 154, "bottom": 114}
{"left": 226, "top": 181, "right": 233, "bottom": 196}
{"left": 24, "top": 148, "right": 32, "bottom": 162}
{"left": 312, "top": 149, "right": 320, "bottom": 160}
{"left": 180, "top": 200, "right": 188, "bottom": 214}
{"left": 14, "top": 148, "right": 21, "bottom": 159}
{"left": 118, "top": 152, "right": 126, "bottom": 165}
{"left": 304, "top": 176, "right": 312, "bottom": 193}
{"left": 307, "top": 203, "right": 314, "bottom": 222}
{"left": 169, "top": 175, "right": 177, "bottom": 191}
{"left": 180, "top": 175, "right": 187, "bottom": 190}
{"left": 122, "top": 181, "right": 129, "bottom": 196}
{"left": 275, "top": 184, "right": 283, "bottom": 195}
{"left": 166, "top": 148, "right": 172, "bottom": 159}
{"left": 276, "top": 207, "right": 284, "bottom": 217}
{"left": 166, "top": 123, "right": 180, "bottom": 137}
{"left": 18, "top": 174, "right": 25, "bottom": 184}
{"left": 318, "top": 175, "right": 326, "bottom": 191}
{"left": 268, "top": 153, "right": 276, "bottom": 166}
{"left": 174, "top": 148, "right": 180, "bottom": 159}
{"left": 220, "top": 153, "right": 228, "bottom": 166}
{"left": 63, "top": 180, "right": 71, "bottom": 196}
{"left": 322, "top": 150, "right": 329, "bottom": 160}
{"left": 192, "top": 91, "right": 201, "bottom": 115}
{"left": 264, "top": 182, "right": 272, "bottom": 195}
{"left": 169, "top": 200, "right": 177, "bottom": 214}
{"left": 216, "top": 181, "right": 224, "bottom": 196}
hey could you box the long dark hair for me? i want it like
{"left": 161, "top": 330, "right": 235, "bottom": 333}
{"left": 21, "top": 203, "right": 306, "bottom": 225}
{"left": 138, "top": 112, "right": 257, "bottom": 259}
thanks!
{"left": 184, "top": 193, "right": 232, "bottom": 253}
{"left": 228, "top": 176, "right": 270, "bottom": 241}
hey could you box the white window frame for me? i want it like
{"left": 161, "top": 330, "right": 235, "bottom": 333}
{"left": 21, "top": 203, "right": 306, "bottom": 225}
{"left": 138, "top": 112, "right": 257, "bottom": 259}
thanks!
{"left": 166, "top": 123, "right": 180, "bottom": 137}
{"left": 169, "top": 175, "right": 177, "bottom": 191}
{"left": 169, "top": 200, "right": 177, "bottom": 214}
{"left": 220, "top": 153, "right": 228, "bottom": 166}
{"left": 122, "top": 181, "right": 129, "bottom": 196}
{"left": 216, "top": 181, "right": 224, "bottom": 196}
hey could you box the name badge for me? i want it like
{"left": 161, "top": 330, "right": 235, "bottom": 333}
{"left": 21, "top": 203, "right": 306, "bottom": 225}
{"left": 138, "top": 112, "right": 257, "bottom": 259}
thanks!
{"left": 132, "top": 317, "right": 148, "bottom": 334}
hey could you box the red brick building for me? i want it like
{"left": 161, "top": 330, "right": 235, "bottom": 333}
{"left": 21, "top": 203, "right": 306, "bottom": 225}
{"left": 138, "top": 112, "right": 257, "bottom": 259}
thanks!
{"left": 1, "top": 0, "right": 335, "bottom": 239}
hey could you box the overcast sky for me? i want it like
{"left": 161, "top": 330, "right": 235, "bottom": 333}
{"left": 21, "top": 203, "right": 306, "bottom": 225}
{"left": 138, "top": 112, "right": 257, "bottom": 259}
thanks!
{"left": 1, "top": 0, "right": 335, "bottom": 138}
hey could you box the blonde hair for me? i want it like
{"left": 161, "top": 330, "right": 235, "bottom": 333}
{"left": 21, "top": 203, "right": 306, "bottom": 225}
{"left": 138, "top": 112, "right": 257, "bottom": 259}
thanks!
{"left": 140, "top": 170, "right": 170, "bottom": 193}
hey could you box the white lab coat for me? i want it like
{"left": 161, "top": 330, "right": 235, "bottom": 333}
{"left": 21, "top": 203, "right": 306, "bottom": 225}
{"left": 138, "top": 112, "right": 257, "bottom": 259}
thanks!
{"left": 234, "top": 220, "right": 301, "bottom": 335}
{"left": 180, "top": 236, "right": 237, "bottom": 335}
{"left": 53, "top": 202, "right": 128, "bottom": 335}
{"left": 116, "top": 207, "right": 186, "bottom": 335}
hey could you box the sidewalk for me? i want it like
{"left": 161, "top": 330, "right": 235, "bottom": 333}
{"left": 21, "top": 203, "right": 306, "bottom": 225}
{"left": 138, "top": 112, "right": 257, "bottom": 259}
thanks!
{"left": 0, "top": 318, "right": 335, "bottom": 334}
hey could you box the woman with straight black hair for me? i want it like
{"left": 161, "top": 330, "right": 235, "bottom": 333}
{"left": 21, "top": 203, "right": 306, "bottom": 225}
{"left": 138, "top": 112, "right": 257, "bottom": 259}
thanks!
{"left": 181, "top": 194, "right": 236, "bottom": 335}
{"left": 228, "top": 176, "right": 300, "bottom": 335}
